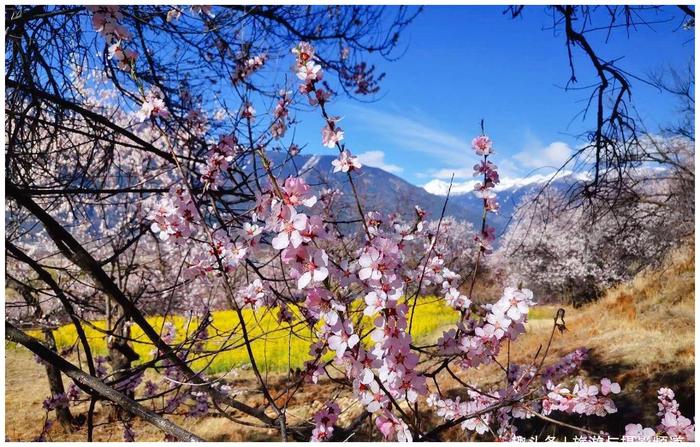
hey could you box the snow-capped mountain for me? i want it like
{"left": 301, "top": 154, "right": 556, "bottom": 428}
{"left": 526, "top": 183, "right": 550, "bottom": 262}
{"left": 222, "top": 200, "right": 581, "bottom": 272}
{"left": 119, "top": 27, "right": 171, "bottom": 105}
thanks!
{"left": 257, "top": 152, "right": 481, "bottom": 224}
{"left": 243, "top": 152, "right": 585, "bottom": 235}
{"left": 423, "top": 171, "right": 589, "bottom": 233}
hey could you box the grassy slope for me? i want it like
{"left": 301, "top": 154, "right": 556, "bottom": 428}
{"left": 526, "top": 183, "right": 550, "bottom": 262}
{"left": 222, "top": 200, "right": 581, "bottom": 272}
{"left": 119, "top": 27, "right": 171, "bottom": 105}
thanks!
{"left": 410, "top": 243, "right": 694, "bottom": 440}
{"left": 488, "top": 242, "right": 693, "bottom": 437}
{"left": 553, "top": 241, "right": 695, "bottom": 431}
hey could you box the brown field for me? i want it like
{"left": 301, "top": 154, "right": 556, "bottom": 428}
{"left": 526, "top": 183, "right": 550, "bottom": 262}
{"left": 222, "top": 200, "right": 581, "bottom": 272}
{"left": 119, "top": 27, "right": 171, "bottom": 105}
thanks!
{"left": 5, "top": 244, "right": 694, "bottom": 441}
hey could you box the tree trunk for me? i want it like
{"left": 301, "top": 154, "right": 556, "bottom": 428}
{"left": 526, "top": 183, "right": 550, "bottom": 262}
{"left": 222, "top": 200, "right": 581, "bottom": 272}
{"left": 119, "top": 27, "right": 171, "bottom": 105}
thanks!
{"left": 7, "top": 277, "right": 73, "bottom": 430}
{"left": 107, "top": 307, "right": 139, "bottom": 421}
{"left": 42, "top": 328, "right": 73, "bottom": 430}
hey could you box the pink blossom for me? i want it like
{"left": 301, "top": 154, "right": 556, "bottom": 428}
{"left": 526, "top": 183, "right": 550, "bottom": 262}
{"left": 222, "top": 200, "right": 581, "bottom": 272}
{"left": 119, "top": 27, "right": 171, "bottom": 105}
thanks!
{"left": 235, "top": 279, "right": 268, "bottom": 309}
{"left": 486, "top": 310, "right": 511, "bottom": 339}
{"left": 137, "top": 97, "right": 169, "bottom": 122}
{"left": 191, "top": 6, "right": 215, "bottom": 17}
{"left": 292, "top": 41, "right": 315, "bottom": 63}
{"left": 473, "top": 181, "right": 497, "bottom": 199}
{"left": 328, "top": 320, "right": 359, "bottom": 358}
{"left": 304, "top": 287, "right": 343, "bottom": 321}
{"left": 473, "top": 160, "right": 499, "bottom": 180}
{"left": 358, "top": 247, "right": 382, "bottom": 281}
{"left": 331, "top": 150, "right": 362, "bottom": 173}
{"left": 300, "top": 215, "right": 327, "bottom": 242}
{"left": 270, "top": 121, "right": 286, "bottom": 139}
{"left": 600, "top": 378, "right": 621, "bottom": 396}
{"left": 88, "top": 6, "right": 131, "bottom": 42}
{"left": 624, "top": 424, "right": 656, "bottom": 441}
{"left": 493, "top": 287, "right": 534, "bottom": 321}
{"left": 240, "top": 103, "right": 255, "bottom": 120}
{"left": 310, "top": 88, "right": 332, "bottom": 106}
{"left": 234, "top": 54, "right": 268, "bottom": 84}
{"left": 321, "top": 120, "right": 344, "bottom": 148}
{"left": 108, "top": 42, "right": 137, "bottom": 70}
{"left": 166, "top": 8, "right": 181, "bottom": 22}
{"left": 661, "top": 412, "right": 694, "bottom": 440}
{"left": 282, "top": 177, "right": 317, "bottom": 208}
{"left": 271, "top": 209, "right": 308, "bottom": 250}
{"left": 241, "top": 222, "right": 262, "bottom": 240}
{"left": 296, "top": 61, "right": 322, "bottom": 82}
{"left": 364, "top": 291, "right": 386, "bottom": 316}
{"left": 472, "top": 135, "right": 493, "bottom": 156}
{"left": 375, "top": 411, "right": 412, "bottom": 442}
{"left": 475, "top": 323, "right": 499, "bottom": 342}
{"left": 485, "top": 197, "right": 500, "bottom": 213}
{"left": 445, "top": 287, "right": 471, "bottom": 310}
{"left": 359, "top": 380, "right": 387, "bottom": 413}
{"left": 655, "top": 387, "right": 695, "bottom": 441}
{"left": 297, "top": 248, "right": 329, "bottom": 289}
{"left": 310, "top": 401, "right": 340, "bottom": 442}
{"left": 437, "top": 329, "right": 459, "bottom": 355}
{"left": 474, "top": 225, "right": 497, "bottom": 253}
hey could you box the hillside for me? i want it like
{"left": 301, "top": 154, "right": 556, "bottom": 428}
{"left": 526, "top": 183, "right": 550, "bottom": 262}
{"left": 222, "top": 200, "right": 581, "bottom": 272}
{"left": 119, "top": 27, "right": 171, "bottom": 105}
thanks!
{"left": 261, "top": 152, "right": 482, "bottom": 224}
{"left": 241, "top": 152, "right": 585, "bottom": 235}
{"left": 441, "top": 241, "right": 695, "bottom": 438}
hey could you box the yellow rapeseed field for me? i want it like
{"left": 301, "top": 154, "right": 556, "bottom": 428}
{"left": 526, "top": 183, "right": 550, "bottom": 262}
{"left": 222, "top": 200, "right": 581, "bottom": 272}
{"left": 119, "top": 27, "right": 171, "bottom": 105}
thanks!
{"left": 38, "top": 296, "right": 460, "bottom": 374}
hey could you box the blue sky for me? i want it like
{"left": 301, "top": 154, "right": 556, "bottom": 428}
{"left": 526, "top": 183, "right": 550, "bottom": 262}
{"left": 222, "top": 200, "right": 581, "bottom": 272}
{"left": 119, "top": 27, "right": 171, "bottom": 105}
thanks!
{"left": 289, "top": 6, "right": 694, "bottom": 190}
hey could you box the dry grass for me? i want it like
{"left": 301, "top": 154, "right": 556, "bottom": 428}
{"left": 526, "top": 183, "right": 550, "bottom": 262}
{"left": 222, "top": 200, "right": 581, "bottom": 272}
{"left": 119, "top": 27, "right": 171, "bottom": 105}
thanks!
{"left": 5, "top": 345, "right": 275, "bottom": 441}
{"left": 510, "top": 241, "right": 694, "bottom": 372}
{"left": 408, "top": 242, "right": 695, "bottom": 439}
{"left": 5, "top": 243, "right": 694, "bottom": 440}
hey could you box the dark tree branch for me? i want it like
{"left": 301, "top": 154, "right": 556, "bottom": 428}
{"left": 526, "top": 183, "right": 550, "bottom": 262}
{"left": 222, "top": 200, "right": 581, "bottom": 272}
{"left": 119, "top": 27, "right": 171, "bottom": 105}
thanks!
{"left": 5, "top": 322, "right": 204, "bottom": 442}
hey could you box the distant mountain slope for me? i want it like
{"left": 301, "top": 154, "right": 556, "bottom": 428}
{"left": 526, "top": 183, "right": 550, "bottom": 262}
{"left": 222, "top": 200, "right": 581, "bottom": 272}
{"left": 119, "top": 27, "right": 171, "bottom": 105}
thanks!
{"left": 435, "top": 172, "right": 587, "bottom": 235}
{"left": 240, "top": 152, "right": 584, "bottom": 235}
{"left": 257, "top": 152, "right": 482, "bottom": 225}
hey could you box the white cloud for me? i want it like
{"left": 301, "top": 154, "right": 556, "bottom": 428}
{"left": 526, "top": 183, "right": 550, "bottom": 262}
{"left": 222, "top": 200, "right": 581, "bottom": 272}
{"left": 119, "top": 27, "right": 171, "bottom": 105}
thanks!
{"left": 513, "top": 140, "right": 574, "bottom": 170}
{"left": 356, "top": 150, "right": 403, "bottom": 174}
{"left": 342, "top": 104, "right": 472, "bottom": 164}
{"left": 423, "top": 179, "right": 478, "bottom": 196}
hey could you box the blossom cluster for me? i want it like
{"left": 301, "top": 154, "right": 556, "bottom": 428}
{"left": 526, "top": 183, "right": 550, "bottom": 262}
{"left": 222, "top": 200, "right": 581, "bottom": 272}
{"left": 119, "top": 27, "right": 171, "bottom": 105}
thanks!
{"left": 541, "top": 347, "right": 589, "bottom": 383}
{"left": 87, "top": 6, "right": 131, "bottom": 42}
{"left": 470, "top": 136, "right": 500, "bottom": 252}
{"left": 42, "top": 393, "right": 69, "bottom": 412}
{"left": 136, "top": 90, "right": 170, "bottom": 123}
{"left": 200, "top": 134, "right": 239, "bottom": 190}
{"left": 542, "top": 377, "right": 620, "bottom": 417}
{"left": 134, "top": 39, "right": 670, "bottom": 442}
{"left": 427, "top": 391, "right": 498, "bottom": 435}
{"left": 331, "top": 149, "right": 362, "bottom": 173}
{"left": 87, "top": 7, "right": 137, "bottom": 71}
{"left": 311, "top": 402, "right": 341, "bottom": 441}
{"left": 436, "top": 287, "right": 533, "bottom": 369}
{"left": 376, "top": 410, "right": 413, "bottom": 442}
{"left": 148, "top": 185, "right": 199, "bottom": 242}
{"left": 291, "top": 42, "right": 345, "bottom": 150}
{"left": 271, "top": 90, "right": 292, "bottom": 139}
{"left": 624, "top": 388, "right": 695, "bottom": 441}
{"left": 233, "top": 53, "right": 268, "bottom": 85}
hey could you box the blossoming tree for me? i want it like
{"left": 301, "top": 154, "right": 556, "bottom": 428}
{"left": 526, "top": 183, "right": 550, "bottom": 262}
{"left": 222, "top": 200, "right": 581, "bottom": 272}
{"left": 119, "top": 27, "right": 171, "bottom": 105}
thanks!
{"left": 5, "top": 5, "right": 693, "bottom": 442}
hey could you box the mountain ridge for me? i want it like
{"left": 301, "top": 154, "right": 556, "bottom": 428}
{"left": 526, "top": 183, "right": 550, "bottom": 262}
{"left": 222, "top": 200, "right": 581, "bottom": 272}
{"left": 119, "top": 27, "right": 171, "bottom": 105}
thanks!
{"left": 250, "top": 152, "right": 577, "bottom": 234}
